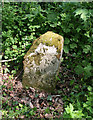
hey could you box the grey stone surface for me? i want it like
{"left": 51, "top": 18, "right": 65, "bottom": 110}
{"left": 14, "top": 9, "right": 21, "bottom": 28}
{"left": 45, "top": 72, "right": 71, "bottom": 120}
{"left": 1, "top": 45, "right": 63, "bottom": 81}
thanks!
{"left": 22, "top": 31, "right": 64, "bottom": 92}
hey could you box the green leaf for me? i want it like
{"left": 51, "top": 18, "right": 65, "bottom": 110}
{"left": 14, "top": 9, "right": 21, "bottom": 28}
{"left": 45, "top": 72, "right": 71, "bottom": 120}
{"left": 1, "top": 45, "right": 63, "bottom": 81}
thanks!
{"left": 14, "top": 25, "right": 18, "bottom": 29}
{"left": 84, "top": 64, "right": 92, "bottom": 78}
{"left": 5, "top": 68, "right": 10, "bottom": 73}
{"left": 64, "top": 38, "right": 70, "bottom": 44}
{"left": 47, "top": 95, "right": 52, "bottom": 101}
{"left": 29, "top": 25, "right": 40, "bottom": 29}
{"left": 19, "top": 103, "right": 23, "bottom": 108}
{"left": 56, "top": 76, "right": 60, "bottom": 81}
{"left": 82, "top": 60, "right": 88, "bottom": 66}
{"left": 12, "top": 45, "right": 17, "bottom": 49}
{"left": 70, "top": 80, "right": 74, "bottom": 86}
{"left": 7, "top": 47, "right": 10, "bottom": 51}
{"left": 84, "top": 31, "right": 90, "bottom": 38}
{"left": 84, "top": 64, "right": 92, "bottom": 73}
{"left": 4, "top": 56, "right": 8, "bottom": 59}
{"left": 83, "top": 45, "right": 91, "bottom": 53}
{"left": 64, "top": 46, "right": 69, "bottom": 53}
{"left": 65, "top": 103, "right": 74, "bottom": 113}
{"left": 87, "top": 86, "right": 92, "bottom": 91}
{"left": 83, "top": 103, "right": 88, "bottom": 108}
{"left": 23, "top": 29, "right": 27, "bottom": 32}
{"left": 73, "top": 110, "right": 84, "bottom": 118}
{"left": 74, "top": 8, "right": 88, "bottom": 21}
{"left": 70, "top": 43, "right": 77, "bottom": 49}
{"left": 45, "top": 107, "right": 50, "bottom": 114}
{"left": 11, "top": 70, "right": 16, "bottom": 74}
{"left": 75, "top": 65, "right": 84, "bottom": 75}
{"left": 76, "top": 28, "right": 81, "bottom": 32}
{"left": 47, "top": 12, "right": 58, "bottom": 22}
{"left": 74, "top": 85, "right": 79, "bottom": 89}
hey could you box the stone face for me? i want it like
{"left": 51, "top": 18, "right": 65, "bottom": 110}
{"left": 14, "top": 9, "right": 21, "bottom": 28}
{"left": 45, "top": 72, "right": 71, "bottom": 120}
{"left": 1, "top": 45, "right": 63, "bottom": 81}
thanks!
{"left": 22, "top": 31, "right": 64, "bottom": 92}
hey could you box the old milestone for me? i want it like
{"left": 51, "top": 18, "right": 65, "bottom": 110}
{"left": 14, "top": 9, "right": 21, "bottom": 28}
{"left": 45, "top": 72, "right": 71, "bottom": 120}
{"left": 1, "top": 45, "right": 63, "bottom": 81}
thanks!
{"left": 22, "top": 31, "right": 64, "bottom": 92}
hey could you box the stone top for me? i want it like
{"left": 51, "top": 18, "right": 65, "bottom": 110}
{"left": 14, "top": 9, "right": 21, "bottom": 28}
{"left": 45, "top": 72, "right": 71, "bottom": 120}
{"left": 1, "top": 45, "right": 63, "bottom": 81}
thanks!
{"left": 24, "top": 31, "right": 64, "bottom": 60}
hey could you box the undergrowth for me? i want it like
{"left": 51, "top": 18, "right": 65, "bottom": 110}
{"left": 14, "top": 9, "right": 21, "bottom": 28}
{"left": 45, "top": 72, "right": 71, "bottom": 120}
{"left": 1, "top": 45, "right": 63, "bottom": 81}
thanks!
{"left": 1, "top": 2, "right": 93, "bottom": 119}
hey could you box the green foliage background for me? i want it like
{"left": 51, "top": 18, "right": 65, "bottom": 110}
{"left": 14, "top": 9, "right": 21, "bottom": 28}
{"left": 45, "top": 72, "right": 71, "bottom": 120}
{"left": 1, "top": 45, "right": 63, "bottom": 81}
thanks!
{"left": 2, "top": 2, "right": 93, "bottom": 118}
{"left": 2, "top": 2, "right": 93, "bottom": 78}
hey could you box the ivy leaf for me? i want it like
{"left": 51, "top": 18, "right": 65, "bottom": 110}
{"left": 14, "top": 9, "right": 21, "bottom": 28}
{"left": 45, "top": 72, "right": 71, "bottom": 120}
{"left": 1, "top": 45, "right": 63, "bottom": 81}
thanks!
{"left": 76, "top": 28, "right": 81, "bottom": 32}
{"left": 65, "top": 28, "right": 70, "bottom": 33}
{"left": 19, "top": 103, "right": 23, "bottom": 108}
{"left": 83, "top": 45, "right": 91, "bottom": 53}
{"left": 47, "top": 12, "right": 58, "bottom": 22}
{"left": 7, "top": 47, "right": 10, "bottom": 51}
{"left": 50, "top": 22, "right": 57, "bottom": 27}
{"left": 84, "top": 31, "right": 90, "bottom": 38}
{"left": 47, "top": 95, "right": 52, "bottom": 101}
{"left": 75, "top": 65, "right": 84, "bottom": 75}
{"left": 70, "top": 43, "right": 77, "bottom": 49}
{"left": 64, "top": 46, "right": 69, "bottom": 53}
{"left": 65, "top": 103, "right": 74, "bottom": 113}
{"left": 70, "top": 80, "right": 74, "bottom": 86}
{"left": 82, "top": 60, "right": 88, "bottom": 66}
{"left": 84, "top": 64, "right": 92, "bottom": 73}
{"left": 12, "top": 45, "right": 17, "bottom": 49}
{"left": 87, "top": 86, "right": 92, "bottom": 91}
{"left": 4, "top": 56, "right": 8, "bottom": 59}
{"left": 83, "top": 103, "right": 88, "bottom": 108}
{"left": 74, "top": 8, "right": 88, "bottom": 21}
{"left": 83, "top": 48, "right": 89, "bottom": 53}
{"left": 84, "top": 64, "right": 92, "bottom": 78}
{"left": 14, "top": 25, "right": 18, "bottom": 29}
{"left": 64, "top": 38, "right": 70, "bottom": 44}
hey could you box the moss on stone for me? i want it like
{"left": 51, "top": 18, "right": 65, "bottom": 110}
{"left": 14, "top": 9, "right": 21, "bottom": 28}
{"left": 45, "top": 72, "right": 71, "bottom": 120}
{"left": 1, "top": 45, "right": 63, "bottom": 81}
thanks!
{"left": 34, "top": 54, "right": 41, "bottom": 65}
{"left": 24, "top": 31, "right": 64, "bottom": 59}
{"left": 28, "top": 57, "right": 33, "bottom": 63}
{"left": 40, "top": 31, "right": 63, "bottom": 53}
{"left": 34, "top": 53, "right": 44, "bottom": 65}
{"left": 24, "top": 39, "right": 40, "bottom": 59}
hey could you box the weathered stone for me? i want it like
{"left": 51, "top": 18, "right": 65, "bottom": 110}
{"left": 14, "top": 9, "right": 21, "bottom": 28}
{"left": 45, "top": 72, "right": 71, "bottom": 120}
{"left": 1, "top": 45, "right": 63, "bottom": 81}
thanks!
{"left": 22, "top": 31, "right": 64, "bottom": 92}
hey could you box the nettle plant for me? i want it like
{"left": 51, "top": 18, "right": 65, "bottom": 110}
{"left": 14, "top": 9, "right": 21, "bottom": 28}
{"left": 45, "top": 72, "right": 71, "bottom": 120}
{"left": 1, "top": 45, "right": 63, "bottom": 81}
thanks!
{"left": 63, "top": 85, "right": 93, "bottom": 118}
{"left": 63, "top": 103, "right": 84, "bottom": 118}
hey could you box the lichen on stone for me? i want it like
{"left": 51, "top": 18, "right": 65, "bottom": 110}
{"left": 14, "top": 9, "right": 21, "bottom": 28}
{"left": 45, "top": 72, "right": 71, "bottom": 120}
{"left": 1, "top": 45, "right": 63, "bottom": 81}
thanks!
{"left": 24, "top": 31, "right": 64, "bottom": 59}
{"left": 22, "top": 31, "right": 64, "bottom": 93}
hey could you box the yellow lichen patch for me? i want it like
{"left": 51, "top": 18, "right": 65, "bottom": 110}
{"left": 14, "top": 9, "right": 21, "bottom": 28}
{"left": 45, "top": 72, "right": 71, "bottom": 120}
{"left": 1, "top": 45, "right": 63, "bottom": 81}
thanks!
{"left": 34, "top": 54, "right": 42, "bottom": 65}
{"left": 28, "top": 57, "right": 34, "bottom": 63}
{"left": 24, "top": 39, "right": 40, "bottom": 59}
{"left": 36, "top": 53, "right": 44, "bottom": 65}
{"left": 39, "top": 31, "right": 64, "bottom": 53}
{"left": 24, "top": 31, "right": 64, "bottom": 59}
{"left": 26, "top": 53, "right": 44, "bottom": 66}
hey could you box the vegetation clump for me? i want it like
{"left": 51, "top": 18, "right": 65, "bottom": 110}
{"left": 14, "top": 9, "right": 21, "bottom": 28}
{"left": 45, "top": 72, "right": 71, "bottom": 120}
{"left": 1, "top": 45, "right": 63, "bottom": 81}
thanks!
{"left": 1, "top": 2, "right": 93, "bottom": 119}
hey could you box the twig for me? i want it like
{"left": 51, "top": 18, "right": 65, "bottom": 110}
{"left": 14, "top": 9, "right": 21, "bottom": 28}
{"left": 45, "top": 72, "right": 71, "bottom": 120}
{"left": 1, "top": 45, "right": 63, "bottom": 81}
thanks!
{"left": 0, "top": 58, "right": 17, "bottom": 63}
{"left": 2, "top": 0, "right": 4, "bottom": 7}
{"left": 51, "top": 95, "right": 61, "bottom": 97}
